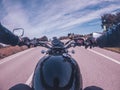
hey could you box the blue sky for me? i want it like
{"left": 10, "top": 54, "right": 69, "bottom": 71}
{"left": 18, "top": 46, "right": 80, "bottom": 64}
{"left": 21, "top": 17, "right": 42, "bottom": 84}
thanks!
{"left": 0, "top": 0, "right": 120, "bottom": 38}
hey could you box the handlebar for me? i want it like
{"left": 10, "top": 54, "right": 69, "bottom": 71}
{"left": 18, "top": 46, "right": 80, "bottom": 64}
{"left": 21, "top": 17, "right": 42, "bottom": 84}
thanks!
{"left": 39, "top": 39, "right": 76, "bottom": 49}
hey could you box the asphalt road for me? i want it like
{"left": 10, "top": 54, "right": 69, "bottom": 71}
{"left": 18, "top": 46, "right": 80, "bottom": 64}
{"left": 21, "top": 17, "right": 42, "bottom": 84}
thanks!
{"left": 0, "top": 46, "right": 120, "bottom": 90}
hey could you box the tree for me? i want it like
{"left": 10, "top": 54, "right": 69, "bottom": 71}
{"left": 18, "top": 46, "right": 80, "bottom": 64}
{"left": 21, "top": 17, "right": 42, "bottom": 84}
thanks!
{"left": 116, "top": 12, "right": 120, "bottom": 24}
{"left": 101, "top": 12, "right": 120, "bottom": 31}
{"left": 99, "top": 12, "right": 120, "bottom": 47}
{"left": 101, "top": 14, "right": 116, "bottom": 31}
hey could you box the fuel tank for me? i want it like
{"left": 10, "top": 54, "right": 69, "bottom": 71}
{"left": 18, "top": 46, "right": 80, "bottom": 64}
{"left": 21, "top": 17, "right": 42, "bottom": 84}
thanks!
{"left": 32, "top": 55, "right": 83, "bottom": 90}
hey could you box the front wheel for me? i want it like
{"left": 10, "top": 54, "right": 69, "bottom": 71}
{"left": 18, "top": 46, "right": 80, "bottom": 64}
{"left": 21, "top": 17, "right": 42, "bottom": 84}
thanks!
{"left": 9, "top": 83, "right": 32, "bottom": 90}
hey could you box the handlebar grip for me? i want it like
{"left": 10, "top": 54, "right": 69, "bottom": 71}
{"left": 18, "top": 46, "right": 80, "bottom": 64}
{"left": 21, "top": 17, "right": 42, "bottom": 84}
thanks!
{"left": 0, "top": 23, "right": 20, "bottom": 46}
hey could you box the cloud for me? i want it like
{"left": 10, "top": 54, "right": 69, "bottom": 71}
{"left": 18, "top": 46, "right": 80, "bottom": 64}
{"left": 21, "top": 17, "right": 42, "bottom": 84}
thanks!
{"left": 30, "top": 0, "right": 102, "bottom": 31}
{"left": 1, "top": 0, "right": 34, "bottom": 37}
{"left": 60, "top": 4, "right": 120, "bottom": 29}
{"left": 0, "top": 0, "right": 120, "bottom": 38}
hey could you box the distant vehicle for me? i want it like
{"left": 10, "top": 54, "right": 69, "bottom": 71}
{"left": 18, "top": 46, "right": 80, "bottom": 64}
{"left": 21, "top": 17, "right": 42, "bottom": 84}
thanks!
{"left": 84, "top": 36, "right": 97, "bottom": 49}
{"left": 39, "top": 36, "right": 48, "bottom": 41}
{"left": 21, "top": 37, "right": 31, "bottom": 48}
{"left": 29, "top": 38, "right": 38, "bottom": 47}
{"left": 74, "top": 37, "right": 84, "bottom": 46}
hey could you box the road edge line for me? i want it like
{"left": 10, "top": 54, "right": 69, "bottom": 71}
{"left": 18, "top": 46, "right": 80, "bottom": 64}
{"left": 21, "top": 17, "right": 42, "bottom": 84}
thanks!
{"left": 88, "top": 49, "right": 120, "bottom": 65}
{"left": 25, "top": 72, "right": 34, "bottom": 85}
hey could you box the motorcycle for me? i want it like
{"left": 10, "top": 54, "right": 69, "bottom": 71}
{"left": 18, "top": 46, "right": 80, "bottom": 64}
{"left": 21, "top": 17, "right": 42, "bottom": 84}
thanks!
{"left": 0, "top": 25, "right": 102, "bottom": 90}
{"left": 9, "top": 37, "right": 83, "bottom": 90}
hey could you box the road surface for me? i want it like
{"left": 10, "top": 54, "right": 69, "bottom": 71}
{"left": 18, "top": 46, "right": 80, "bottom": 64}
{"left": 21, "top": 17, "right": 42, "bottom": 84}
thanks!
{"left": 0, "top": 46, "right": 120, "bottom": 90}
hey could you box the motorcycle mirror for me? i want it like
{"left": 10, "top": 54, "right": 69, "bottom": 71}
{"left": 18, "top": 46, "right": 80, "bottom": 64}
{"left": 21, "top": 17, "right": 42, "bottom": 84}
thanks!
{"left": 13, "top": 28, "right": 24, "bottom": 37}
{"left": 9, "top": 83, "right": 32, "bottom": 90}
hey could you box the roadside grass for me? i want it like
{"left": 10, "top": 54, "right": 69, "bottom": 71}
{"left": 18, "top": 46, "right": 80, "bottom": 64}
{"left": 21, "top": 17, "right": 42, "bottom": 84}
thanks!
{"left": 0, "top": 46, "right": 28, "bottom": 60}
{"left": 0, "top": 45, "right": 119, "bottom": 60}
{"left": 104, "top": 47, "right": 120, "bottom": 54}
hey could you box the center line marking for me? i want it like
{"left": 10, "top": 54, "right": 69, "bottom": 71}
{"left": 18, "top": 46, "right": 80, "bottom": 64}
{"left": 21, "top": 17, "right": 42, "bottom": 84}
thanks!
{"left": 88, "top": 49, "right": 120, "bottom": 65}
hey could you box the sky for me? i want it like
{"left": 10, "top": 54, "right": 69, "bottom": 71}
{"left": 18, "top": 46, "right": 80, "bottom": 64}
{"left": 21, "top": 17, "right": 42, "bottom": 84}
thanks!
{"left": 0, "top": 0, "right": 120, "bottom": 39}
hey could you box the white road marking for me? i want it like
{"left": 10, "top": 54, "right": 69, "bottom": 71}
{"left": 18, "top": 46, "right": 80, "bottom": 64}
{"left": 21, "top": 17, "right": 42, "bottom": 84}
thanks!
{"left": 0, "top": 48, "right": 34, "bottom": 65}
{"left": 88, "top": 49, "right": 120, "bottom": 65}
{"left": 26, "top": 72, "right": 34, "bottom": 85}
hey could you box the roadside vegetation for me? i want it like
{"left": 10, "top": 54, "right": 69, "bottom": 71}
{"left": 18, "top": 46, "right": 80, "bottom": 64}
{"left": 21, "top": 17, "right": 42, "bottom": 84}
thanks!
{"left": 0, "top": 45, "right": 28, "bottom": 60}
{"left": 104, "top": 47, "right": 120, "bottom": 54}
{"left": 97, "top": 12, "right": 120, "bottom": 47}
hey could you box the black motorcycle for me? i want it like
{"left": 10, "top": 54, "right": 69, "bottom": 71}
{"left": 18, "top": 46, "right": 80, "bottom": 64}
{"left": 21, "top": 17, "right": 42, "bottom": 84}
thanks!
{"left": 9, "top": 37, "right": 83, "bottom": 90}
